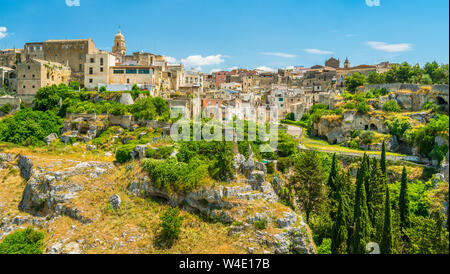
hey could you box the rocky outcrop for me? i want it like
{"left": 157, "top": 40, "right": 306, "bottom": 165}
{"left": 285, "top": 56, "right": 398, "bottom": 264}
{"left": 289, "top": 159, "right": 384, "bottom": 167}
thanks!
{"left": 44, "top": 133, "right": 58, "bottom": 145}
{"left": 314, "top": 111, "right": 389, "bottom": 144}
{"left": 61, "top": 115, "right": 109, "bottom": 144}
{"left": 19, "top": 160, "right": 113, "bottom": 224}
{"left": 18, "top": 155, "right": 33, "bottom": 181}
{"left": 128, "top": 153, "right": 316, "bottom": 254}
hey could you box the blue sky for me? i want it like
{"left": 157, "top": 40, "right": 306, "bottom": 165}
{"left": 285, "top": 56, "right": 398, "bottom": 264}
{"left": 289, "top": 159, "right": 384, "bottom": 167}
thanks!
{"left": 0, "top": 0, "right": 448, "bottom": 72}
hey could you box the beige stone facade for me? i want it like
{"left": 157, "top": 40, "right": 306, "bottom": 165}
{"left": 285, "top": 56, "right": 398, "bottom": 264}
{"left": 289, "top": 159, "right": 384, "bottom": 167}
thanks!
{"left": 84, "top": 51, "right": 118, "bottom": 90}
{"left": 17, "top": 59, "right": 71, "bottom": 95}
{"left": 0, "top": 49, "right": 24, "bottom": 68}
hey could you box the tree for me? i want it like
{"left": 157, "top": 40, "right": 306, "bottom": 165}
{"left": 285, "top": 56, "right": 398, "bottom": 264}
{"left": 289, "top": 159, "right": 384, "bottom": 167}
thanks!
{"left": 367, "top": 159, "right": 386, "bottom": 229}
{"left": 383, "top": 100, "right": 402, "bottom": 112}
{"left": 380, "top": 141, "right": 387, "bottom": 176}
{"left": 380, "top": 186, "right": 393, "bottom": 254}
{"left": 331, "top": 186, "right": 350, "bottom": 254}
{"left": 351, "top": 156, "right": 372, "bottom": 254}
{"left": 344, "top": 73, "right": 366, "bottom": 92}
{"left": 367, "top": 71, "right": 386, "bottom": 84}
{"left": 399, "top": 166, "right": 411, "bottom": 235}
{"left": 290, "top": 151, "right": 327, "bottom": 223}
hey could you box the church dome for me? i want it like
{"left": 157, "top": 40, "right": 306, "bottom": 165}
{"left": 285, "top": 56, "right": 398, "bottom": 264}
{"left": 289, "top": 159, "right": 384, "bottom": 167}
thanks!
{"left": 115, "top": 29, "right": 124, "bottom": 39}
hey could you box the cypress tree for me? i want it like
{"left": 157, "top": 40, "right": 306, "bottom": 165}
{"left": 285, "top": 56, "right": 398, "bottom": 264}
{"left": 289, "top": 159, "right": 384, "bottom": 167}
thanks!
{"left": 331, "top": 191, "right": 348, "bottom": 254}
{"left": 367, "top": 159, "right": 386, "bottom": 228}
{"left": 380, "top": 141, "right": 387, "bottom": 176}
{"left": 399, "top": 166, "right": 410, "bottom": 234}
{"left": 380, "top": 186, "right": 393, "bottom": 254}
{"left": 328, "top": 153, "right": 339, "bottom": 192}
{"left": 352, "top": 158, "right": 371, "bottom": 254}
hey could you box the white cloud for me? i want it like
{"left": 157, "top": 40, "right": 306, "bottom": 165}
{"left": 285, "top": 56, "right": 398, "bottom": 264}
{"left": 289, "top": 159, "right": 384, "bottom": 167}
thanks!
{"left": 181, "top": 54, "right": 226, "bottom": 68}
{"left": 365, "top": 41, "right": 412, "bottom": 53}
{"left": 0, "top": 27, "right": 8, "bottom": 39}
{"left": 164, "top": 56, "right": 177, "bottom": 64}
{"left": 228, "top": 66, "right": 239, "bottom": 71}
{"left": 304, "top": 48, "right": 334, "bottom": 55}
{"left": 365, "top": 0, "right": 380, "bottom": 7}
{"left": 255, "top": 66, "right": 276, "bottom": 72}
{"left": 260, "top": 52, "right": 296, "bottom": 58}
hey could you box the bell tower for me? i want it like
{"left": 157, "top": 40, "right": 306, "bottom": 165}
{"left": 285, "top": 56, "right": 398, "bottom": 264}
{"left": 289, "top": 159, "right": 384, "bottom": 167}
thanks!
{"left": 112, "top": 28, "right": 126, "bottom": 55}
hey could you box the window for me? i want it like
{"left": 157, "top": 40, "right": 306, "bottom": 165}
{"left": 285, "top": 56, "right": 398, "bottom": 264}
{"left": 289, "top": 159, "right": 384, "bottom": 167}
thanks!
{"left": 79, "top": 64, "right": 82, "bottom": 71}
{"left": 100, "top": 67, "right": 104, "bottom": 72}
{"left": 139, "top": 69, "right": 150, "bottom": 74}
{"left": 27, "top": 66, "right": 30, "bottom": 70}
{"left": 90, "top": 58, "right": 95, "bottom": 63}
{"left": 32, "top": 74, "right": 35, "bottom": 78}
{"left": 127, "top": 79, "right": 130, "bottom": 84}
{"left": 32, "top": 85, "right": 35, "bottom": 89}
{"left": 89, "top": 79, "right": 93, "bottom": 83}
{"left": 113, "top": 69, "right": 124, "bottom": 74}
{"left": 23, "top": 85, "right": 26, "bottom": 88}
{"left": 100, "top": 58, "right": 104, "bottom": 66}
{"left": 23, "top": 75, "right": 26, "bottom": 78}
{"left": 126, "top": 69, "right": 137, "bottom": 74}
{"left": 89, "top": 67, "right": 93, "bottom": 74}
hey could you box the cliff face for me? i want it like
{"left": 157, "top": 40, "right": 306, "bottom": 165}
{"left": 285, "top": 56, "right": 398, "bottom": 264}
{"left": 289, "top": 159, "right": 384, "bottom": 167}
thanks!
{"left": 314, "top": 111, "right": 390, "bottom": 145}
{"left": 0, "top": 151, "right": 315, "bottom": 254}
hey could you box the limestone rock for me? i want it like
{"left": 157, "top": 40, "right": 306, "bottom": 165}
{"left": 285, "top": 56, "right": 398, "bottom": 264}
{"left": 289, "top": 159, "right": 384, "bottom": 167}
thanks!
{"left": 119, "top": 93, "right": 134, "bottom": 105}
{"left": 109, "top": 194, "right": 121, "bottom": 210}
{"left": 18, "top": 155, "right": 33, "bottom": 181}
{"left": 44, "top": 133, "right": 58, "bottom": 145}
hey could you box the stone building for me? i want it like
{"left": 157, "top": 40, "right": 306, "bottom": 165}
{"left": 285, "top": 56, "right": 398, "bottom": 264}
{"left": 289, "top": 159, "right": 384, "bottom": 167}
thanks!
{"left": 0, "top": 48, "right": 24, "bottom": 68}
{"left": 325, "top": 57, "right": 340, "bottom": 69}
{"left": 41, "top": 39, "right": 98, "bottom": 84}
{"left": 0, "top": 66, "right": 17, "bottom": 93}
{"left": 24, "top": 43, "right": 45, "bottom": 60}
{"left": 17, "top": 58, "right": 71, "bottom": 95}
{"left": 84, "top": 50, "right": 118, "bottom": 90}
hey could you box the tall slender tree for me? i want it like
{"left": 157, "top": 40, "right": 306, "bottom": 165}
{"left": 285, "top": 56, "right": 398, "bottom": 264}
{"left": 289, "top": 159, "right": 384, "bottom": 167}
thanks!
{"left": 380, "top": 141, "right": 387, "bottom": 176}
{"left": 399, "top": 166, "right": 410, "bottom": 234}
{"left": 367, "top": 159, "right": 386, "bottom": 228}
{"left": 331, "top": 191, "right": 349, "bottom": 254}
{"left": 380, "top": 186, "right": 393, "bottom": 254}
{"left": 352, "top": 157, "right": 371, "bottom": 254}
{"left": 327, "top": 153, "right": 341, "bottom": 219}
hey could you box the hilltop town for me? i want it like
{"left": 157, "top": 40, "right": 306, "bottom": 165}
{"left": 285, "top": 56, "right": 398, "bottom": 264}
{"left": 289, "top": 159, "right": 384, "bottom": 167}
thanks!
{"left": 0, "top": 29, "right": 449, "bottom": 255}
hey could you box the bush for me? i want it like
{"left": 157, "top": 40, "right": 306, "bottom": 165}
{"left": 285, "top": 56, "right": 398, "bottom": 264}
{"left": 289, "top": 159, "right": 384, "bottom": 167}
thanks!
{"left": 0, "top": 228, "right": 44, "bottom": 254}
{"left": 349, "top": 140, "right": 359, "bottom": 149}
{"left": 360, "top": 131, "right": 375, "bottom": 145}
{"left": 99, "top": 86, "right": 107, "bottom": 92}
{"left": 254, "top": 218, "right": 268, "bottom": 230}
{"left": 386, "top": 117, "right": 412, "bottom": 139}
{"left": 422, "top": 101, "right": 439, "bottom": 112}
{"left": 142, "top": 157, "right": 208, "bottom": 192}
{"left": 317, "top": 238, "right": 332, "bottom": 254}
{"left": 356, "top": 101, "right": 369, "bottom": 114}
{"left": 0, "top": 103, "right": 11, "bottom": 114}
{"left": 383, "top": 100, "right": 402, "bottom": 112}
{"left": 343, "top": 102, "right": 356, "bottom": 109}
{"left": 115, "top": 144, "right": 136, "bottom": 163}
{"left": 69, "top": 81, "right": 80, "bottom": 90}
{"left": 0, "top": 108, "right": 62, "bottom": 146}
{"left": 266, "top": 162, "right": 275, "bottom": 174}
{"left": 277, "top": 157, "right": 292, "bottom": 173}
{"left": 160, "top": 207, "right": 182, "bottom": 244}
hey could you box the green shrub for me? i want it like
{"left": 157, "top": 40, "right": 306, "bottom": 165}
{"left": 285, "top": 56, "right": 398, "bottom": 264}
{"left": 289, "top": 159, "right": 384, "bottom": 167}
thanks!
{"left": 253, "top": 218, "right": 268, "bottom": 230}
{"left": 277, "top": 157, "right": 292, "bottom": 173}
{"left": 142, "top": 157, "right": 208, "bottom": 192}
{"left": 99, "top": 86, "right": 107, "bottom": 92}
{"left": 0, "top": 108, "right": 62, "bottom": 146}
{"left": 360, "top": 131, "right": 375, "bottom": 145}
{"left": 0, "top": 228, "right": 44, "bottom": 254}
{"left": 160, "top": 207, "right": 183, "bottom": 244}
{"left": 383, "top": 100, "right": 402, "bottom": 112}
{"left": 386, "top": 117, "right": 412, "bottom": 139}
{"left": 349, "top": 140, "right": 359, "bottom": 149}
{"left": 422, "top": 101, "right": 439, "bottom": 112}
{"left": 356, "top": 101, "right": 369, "bottom": 114}
{"left": 266, "top": 162, "right": 275, "bottom": 174}
{"left": 0, "top": 103, "right": 11, "bottom": 114}
{"left": 115, "top": 144, "right": 136, "bottom": 163}
{"left": 343, "top": 102, "right": 356, "bottom": 109}
{"left": 317, "top": 238, "right": 332, "bottom": 254}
